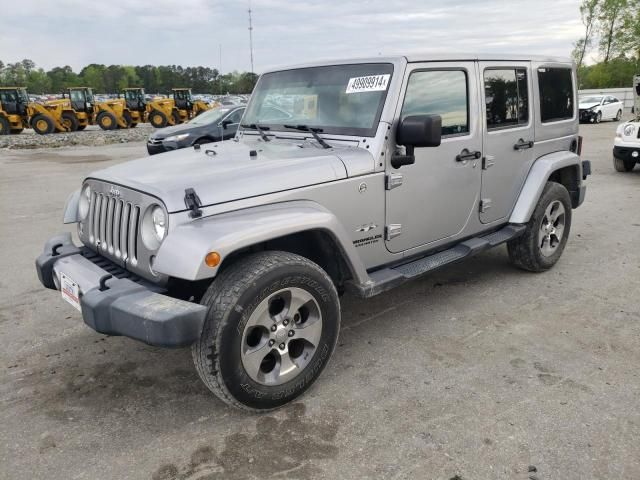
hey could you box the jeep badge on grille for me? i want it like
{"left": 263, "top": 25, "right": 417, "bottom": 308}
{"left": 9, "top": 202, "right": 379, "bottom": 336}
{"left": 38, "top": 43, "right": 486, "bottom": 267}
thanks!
{"left": 109, "top": 186, "right": 121, "bottom": 196}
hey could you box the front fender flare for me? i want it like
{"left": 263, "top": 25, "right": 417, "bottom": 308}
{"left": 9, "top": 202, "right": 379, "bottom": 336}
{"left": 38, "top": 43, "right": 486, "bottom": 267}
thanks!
{"left": 509, "top": 151, "right": 581, "bottom": 224}
{"left": 153, "top": 200, "right": 369, "bottom": 284}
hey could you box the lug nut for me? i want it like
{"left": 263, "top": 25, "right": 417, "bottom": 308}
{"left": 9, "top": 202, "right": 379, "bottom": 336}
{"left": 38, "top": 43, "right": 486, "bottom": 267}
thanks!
{"left": 288, "top": 330, "right": 295, "bottom": 337}
{"left": 283, "top": 319, "right": 289, "bottom": 326}
{"left": 271, "top": 324, "right": 277, "bottom": 332}
{"left": 269, "top": 339, "right": 275, "bottom": 347}
{"left": 279, "top": 343, "right": 286, "bottom": 350}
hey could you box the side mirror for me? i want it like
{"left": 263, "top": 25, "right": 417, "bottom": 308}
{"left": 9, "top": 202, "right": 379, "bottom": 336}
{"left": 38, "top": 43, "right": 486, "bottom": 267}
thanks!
{"left": 392, "top": 115, "right": 442, "bottom": 169}
{"left": 220, "top": 119, "right": 233, "bottom": 129}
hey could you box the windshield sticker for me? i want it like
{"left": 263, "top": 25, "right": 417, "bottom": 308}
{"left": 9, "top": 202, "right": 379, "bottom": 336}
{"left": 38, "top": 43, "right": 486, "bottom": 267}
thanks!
{"left": 346, "top": 74, "right": 391, "bottom": 94}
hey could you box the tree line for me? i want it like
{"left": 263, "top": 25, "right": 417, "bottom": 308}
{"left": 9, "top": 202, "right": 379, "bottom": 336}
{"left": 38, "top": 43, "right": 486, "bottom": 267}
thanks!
{"left": 0, "top": 60, "right": 258, "bottom": 95}
{"left": 572, "top": 0, "right": 639, "bottom": 88}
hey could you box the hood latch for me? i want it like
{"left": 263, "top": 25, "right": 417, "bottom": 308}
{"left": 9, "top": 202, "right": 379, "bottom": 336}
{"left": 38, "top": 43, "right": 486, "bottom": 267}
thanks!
{"left": 184, "top": 188, "right": 203, "bottom": 218}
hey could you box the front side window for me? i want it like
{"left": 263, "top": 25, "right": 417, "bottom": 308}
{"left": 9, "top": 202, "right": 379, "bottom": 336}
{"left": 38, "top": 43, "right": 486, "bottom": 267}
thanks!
{"left": 401, "top": 70, "right": 469, "bottom": 136}
{"left": 243, "top": 63, "right": 394, "bottom": 136}
{"left": 538, "top": 67, "right": 574, "bottom": 123}
{"left": 226, "top": 108, "right": 244, "bottom": 124}
{"left": 484, "top": 68, "right": 529, "bottom": 130}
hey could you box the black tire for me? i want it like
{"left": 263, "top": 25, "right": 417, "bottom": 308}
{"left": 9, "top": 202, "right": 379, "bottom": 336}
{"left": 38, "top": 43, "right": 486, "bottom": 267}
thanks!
{"left": 615, "top": 110, "right": 622, "bottom": 121}
{"left": 10, "top": 128, "right": 24, "bottom": 134}
{"left": 97, "top": 111, "right": 117, "bottom": 130}
{"left": 31, "top": 114, "right": 54, "bottom": 135}
{"left": 122, "top": 111, "right": 133, "bottom": 129}
{"left": 595, "top": 111, "right": 602, "bottom": 124}
{"left": 507, "top": 182, "right": 572, "bottom": 272}
{"left": 130, "top": 122, "right": 138, "bottom": 128}
{"left": 192, "top": 251, "right": 340, "bottom": 411}
{"left": 0, "top": 116, "right": 10, "bottom": 135}
{"left": 194, "top": 137, "right": 213, "bottom": 145}
{"left": 172, "top": 110, "right": 181, "bottom": 125}
{"left": 61, "top": 112, "right": 78, "bottom": 132}
{"left": 613, "top": 157, "right": 635, "bottom": 172}
{"left": 149, "top": 110, "right": 167, "bottom": 128}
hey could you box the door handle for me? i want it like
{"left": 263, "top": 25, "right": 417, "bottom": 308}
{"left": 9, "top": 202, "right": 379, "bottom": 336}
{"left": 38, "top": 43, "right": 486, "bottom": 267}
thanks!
{"left": 514, "top": 139, "right": 534, "bottom": 150}
{"left": 456, "top": 149, "right": 482, "bottom": 162}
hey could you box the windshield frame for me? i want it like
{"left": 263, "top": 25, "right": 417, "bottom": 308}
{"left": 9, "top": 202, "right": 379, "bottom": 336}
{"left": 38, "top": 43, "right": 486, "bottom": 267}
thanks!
{"left": 243, "top": 63, "right": 394, "bottom": 138}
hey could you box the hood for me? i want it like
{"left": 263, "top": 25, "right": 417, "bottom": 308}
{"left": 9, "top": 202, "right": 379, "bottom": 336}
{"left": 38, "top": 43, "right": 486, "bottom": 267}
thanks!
{"left": 579, "top": 102, "right": 600, "bottom": 110}
{"left": 150, "top": 122, "right": 200, "bottom": 139}
{"left": 88, "top": 139, "right": 374, "bottom": 212}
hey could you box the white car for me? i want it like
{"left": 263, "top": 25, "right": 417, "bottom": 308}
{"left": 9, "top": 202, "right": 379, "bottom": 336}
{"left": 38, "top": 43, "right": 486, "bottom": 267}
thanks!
{"left": 613, "top": 121, "right": 640, "bottom": 172}
{"left": 579, "top": 95, "right": 624, "bottom": 123}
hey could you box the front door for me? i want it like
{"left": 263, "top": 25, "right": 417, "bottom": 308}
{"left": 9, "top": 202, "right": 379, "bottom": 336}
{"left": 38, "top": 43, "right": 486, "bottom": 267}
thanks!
{"left": 385, "top": 62, "right": 482, "bottom": 253}
{"left": 479, "top": 61, "right": 534, "bottom": 224}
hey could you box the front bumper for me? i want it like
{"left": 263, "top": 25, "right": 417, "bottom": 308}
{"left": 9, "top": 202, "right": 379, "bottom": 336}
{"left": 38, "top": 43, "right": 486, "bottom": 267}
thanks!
{"left": 579, "top": 109, "right": 597, "bottom": 123}
{"left": 613, "top": 145, "right": 640, "bottom": 162}
{"left": 35, "top": 233, "right": 207, "bottom": 347}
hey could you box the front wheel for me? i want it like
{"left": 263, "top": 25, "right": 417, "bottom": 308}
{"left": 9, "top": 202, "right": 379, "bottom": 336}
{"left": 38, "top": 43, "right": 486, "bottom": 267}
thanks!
{"left": 507, "top": 182, "right": 572, "bottom": 272}
{"left": 595, "top": 111, "right": 602, "bottom": 124}
{"left": 192, "top": 251, "right": 340, "bottom": 411}
{"left": 615, "top": 110, "right": 622, "bottom": 121}
{"left": 614, "top": 156, "right": 636, "bottom": 172}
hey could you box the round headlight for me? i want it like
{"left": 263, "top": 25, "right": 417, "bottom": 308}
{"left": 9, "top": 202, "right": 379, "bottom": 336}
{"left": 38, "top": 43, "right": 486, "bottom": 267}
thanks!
{"left": 78, "top": 185, "right": 91, "bottom": 220}
{"left": 623, "top": 124, "right": 635, "bottom": 137}
{"left": 151, "top": 206, "right": 167, "bottom": 241}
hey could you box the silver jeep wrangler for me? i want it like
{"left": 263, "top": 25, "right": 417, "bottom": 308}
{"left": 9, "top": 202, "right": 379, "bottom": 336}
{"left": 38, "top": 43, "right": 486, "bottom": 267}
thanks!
{"left": 36, "top": 54, "right": 591, "bottom": 410}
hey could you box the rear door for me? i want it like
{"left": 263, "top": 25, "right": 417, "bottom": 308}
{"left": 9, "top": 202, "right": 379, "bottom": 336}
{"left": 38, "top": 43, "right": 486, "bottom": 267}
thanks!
{"left": 479, "top": 62, "right": 533, "bottom": 224}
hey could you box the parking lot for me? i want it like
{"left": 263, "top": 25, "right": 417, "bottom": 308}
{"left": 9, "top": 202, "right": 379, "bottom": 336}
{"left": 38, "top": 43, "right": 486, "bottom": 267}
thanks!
{"left": 0, "top": 118, "right": 639, "bottom": 479}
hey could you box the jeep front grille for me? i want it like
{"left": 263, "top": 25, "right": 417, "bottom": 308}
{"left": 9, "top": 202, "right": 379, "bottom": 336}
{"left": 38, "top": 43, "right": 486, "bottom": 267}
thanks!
{"left": 87, "top": 191, "right": 141, "bottom": 265}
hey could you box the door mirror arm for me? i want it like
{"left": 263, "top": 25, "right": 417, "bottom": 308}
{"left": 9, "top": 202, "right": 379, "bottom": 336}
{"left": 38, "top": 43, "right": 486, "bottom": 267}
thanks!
{"left": 391, "top": 146, "right": 415, "bottom": 169}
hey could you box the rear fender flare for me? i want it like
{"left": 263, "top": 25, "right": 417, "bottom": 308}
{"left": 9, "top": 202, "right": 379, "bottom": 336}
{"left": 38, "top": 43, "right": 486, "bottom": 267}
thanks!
{"left": 153, "top": 200, "right": 369, "bottom": 284}
{"left": 510, "top": 151, "right": 581, "bottom": 224}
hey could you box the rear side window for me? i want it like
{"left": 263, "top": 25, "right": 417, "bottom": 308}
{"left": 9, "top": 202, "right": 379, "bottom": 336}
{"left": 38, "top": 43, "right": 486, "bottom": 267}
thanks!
{"left": 484, "top": 68, "right": 529, "bottom": 130}
{"left": 538, "top": 68, "right": 574, "bottom": 123}
{"left": 401, "top": 70, "right": 469, "bottom": 136}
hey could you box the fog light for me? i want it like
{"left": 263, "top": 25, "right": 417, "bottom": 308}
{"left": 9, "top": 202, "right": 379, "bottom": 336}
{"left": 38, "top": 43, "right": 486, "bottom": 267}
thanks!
{"left": 632, "top": 151, "right": 639, "bottom": 158}
{"left": 205, "top": 252, "right": 221, "bottom": 268}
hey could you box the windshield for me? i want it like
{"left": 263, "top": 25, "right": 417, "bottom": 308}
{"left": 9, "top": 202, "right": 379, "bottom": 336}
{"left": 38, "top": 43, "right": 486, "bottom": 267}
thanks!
{"left": 125, "top": 89, "right": 145, "bottom": 101}
{"left": 189, "top": 107, "right": 233, "bottom": 125}
{"left": 243, "top": 63, "right": 394, "bottom": 136}
{"left": 580, "top": 96, "right": 602, "bottom": 104}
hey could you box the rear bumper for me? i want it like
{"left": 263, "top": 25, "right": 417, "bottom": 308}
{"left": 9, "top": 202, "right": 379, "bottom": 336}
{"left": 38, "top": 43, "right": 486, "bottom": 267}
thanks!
{"left": 35, "top": 233, "right": 206, "bottom": 347}
{"left": 613, "top": 145, "right": 640, "bottom": 162}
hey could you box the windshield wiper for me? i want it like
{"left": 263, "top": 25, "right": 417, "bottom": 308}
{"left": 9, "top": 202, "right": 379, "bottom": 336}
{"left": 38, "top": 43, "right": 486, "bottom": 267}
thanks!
{"left": 241, "top": 123, "right": 271, "bottom": 142}
{"left": 283, "top": 125, "right": 331, "bottom": 149}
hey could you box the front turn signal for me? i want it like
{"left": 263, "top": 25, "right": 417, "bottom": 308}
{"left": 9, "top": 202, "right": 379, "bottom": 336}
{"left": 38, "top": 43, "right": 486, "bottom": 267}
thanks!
{"left": 205, "top": 251, "right": 221, "bottom": 268}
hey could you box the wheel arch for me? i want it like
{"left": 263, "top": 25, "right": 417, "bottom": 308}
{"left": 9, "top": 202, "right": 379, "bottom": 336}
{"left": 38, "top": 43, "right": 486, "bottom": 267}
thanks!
{"left": 510, "top": 151, "right": 583, "bottom": 224}
{"left": 153, "top": 200, "right": 369, "bottom": 288}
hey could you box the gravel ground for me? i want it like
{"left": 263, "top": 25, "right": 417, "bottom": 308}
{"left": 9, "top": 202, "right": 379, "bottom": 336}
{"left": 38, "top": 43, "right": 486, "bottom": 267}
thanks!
{"left": 0, "top": 119, "right": 639, "bottom": 480}
{"left": 0, "top": 124, "right": 154, "bottom": 149}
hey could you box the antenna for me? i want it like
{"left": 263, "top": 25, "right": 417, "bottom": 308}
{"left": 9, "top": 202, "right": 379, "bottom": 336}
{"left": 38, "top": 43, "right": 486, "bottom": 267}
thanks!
{"left": 248, "top": 2, "right": 254, "bottom": 74}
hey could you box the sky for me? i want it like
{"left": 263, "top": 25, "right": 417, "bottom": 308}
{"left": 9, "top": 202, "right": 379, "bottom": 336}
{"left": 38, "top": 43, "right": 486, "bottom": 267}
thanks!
{"left": 0, "top": 0, "right": 584, "bottom": 74}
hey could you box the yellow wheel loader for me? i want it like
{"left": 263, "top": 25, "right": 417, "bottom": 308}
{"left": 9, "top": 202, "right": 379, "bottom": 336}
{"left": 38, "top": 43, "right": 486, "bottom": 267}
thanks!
{"left": 0, "top": 87, "right": 69, "bottom": 135}
{"left": 56, "top": 87, "right": 96, "bottom": 131}
{"left": 95, "top": 88, "right": 147, "bottom": 130}
{"left": 147, "top": 88, "right": 211, "bottom": 128}
{"left": 0, "top": 87, "right": 30, "bottom": 134}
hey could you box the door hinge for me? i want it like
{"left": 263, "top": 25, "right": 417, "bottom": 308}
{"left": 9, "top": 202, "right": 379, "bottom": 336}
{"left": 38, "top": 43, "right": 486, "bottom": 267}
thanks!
{"left": 482, "top": 155, "right": 495, "bottom": 170}
{"left": 385, "top": 224, "right": 402, "bottom": 240}
{"left": 479, "top": 199, "right": 492, "bottom": 213}
{"left": 385, "top": 173, "right": 403, "bottom": 190}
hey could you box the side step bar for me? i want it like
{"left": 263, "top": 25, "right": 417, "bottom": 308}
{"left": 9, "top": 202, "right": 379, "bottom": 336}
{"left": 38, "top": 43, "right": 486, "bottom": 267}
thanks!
{"left": 351, "top": 224, "right": 526, "bottom": 298}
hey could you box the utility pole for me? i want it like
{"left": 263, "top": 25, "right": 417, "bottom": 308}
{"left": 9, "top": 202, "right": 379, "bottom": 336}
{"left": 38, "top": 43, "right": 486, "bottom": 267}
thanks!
{"left": 219, "top": 43, "right": 222, "bottom": 95}
{"left": 248, "top": 2, "right": 254, "bottom": 74}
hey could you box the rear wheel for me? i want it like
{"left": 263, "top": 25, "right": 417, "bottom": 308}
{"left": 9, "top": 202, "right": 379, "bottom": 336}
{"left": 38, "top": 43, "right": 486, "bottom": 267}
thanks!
{"left": 171, "top": 110, "right": 181, "bottom": 125}
{"left": 192, "top": 251, "right": 340, "bottom": 411}
{"left": 614, "top": 156, "right": 636, "bottom": 172}
{"left": 507, "top": 182, "right": 572, "bottom": 272}
{"left": 149, "top": 110, "right": 167, "bottom": 128}
{"left": 31, "top": 114, "right": 54, "bottom": 135}
{"left": 97, "top": 111, "right": 117, "bottom": 130}
{"left": 615, "top": 109, "right": 622, "bottom": 121}
{"left": 0, "top": 116, "right": 10, "bottom": 135}
{"left": 61, "top": 112, "right": 78, "bottom": 132}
